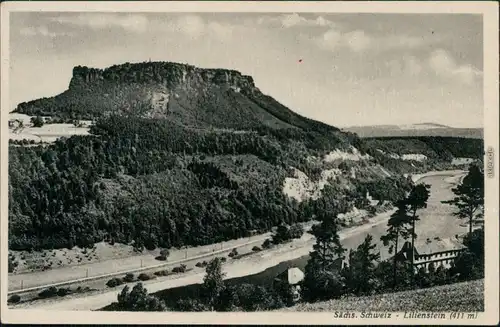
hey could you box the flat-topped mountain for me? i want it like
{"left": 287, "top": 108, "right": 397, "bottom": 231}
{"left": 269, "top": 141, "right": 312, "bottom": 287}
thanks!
{"left": 15, "top": 61, "right": 341, "bottom": 136}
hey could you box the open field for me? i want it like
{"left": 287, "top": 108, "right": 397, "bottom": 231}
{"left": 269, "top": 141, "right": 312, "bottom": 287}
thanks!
{"left": 285, "top": 279, "right": 484, "bottom": 312}
{"left": 8, "top": 113, "right": 90, "bottom": 143}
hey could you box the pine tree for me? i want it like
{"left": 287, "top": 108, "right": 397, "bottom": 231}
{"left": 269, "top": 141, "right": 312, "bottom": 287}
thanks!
{"left": 345, "top": 234, "right": 381, "bottom": 295}
{"left": 380, "top": 199, "right": 412, "bottom": 288}
{"left": 442, "top": 165, "right": 484, "bottom": 237}
{"left": 302, "top": 206, "right": 346, "bottom": 302}
{"left": 406, "top": 183, "right": 430, "bottom": 280}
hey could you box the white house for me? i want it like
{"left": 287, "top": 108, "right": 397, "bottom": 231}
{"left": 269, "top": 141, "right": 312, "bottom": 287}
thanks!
{"left": 396, "top": 237, "right": 467, "bottom": 272}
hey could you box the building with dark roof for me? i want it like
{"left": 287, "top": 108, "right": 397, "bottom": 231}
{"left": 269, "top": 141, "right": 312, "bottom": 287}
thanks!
{"left": 395, "top": 237, "right": 467, "bottom": 272}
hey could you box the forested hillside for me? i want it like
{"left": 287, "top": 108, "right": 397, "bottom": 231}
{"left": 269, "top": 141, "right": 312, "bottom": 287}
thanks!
{"left": 8, "top": 61, "right": 484, "bottom": 252}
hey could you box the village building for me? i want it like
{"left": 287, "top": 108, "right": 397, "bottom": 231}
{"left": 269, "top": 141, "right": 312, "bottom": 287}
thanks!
{"left": 395, "top": 237, "right": 467, "bottom": 272}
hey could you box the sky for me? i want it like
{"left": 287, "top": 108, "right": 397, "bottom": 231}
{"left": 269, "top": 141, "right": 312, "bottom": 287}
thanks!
{"left": 9, "top": 12, "right": 483, "bottom": 128}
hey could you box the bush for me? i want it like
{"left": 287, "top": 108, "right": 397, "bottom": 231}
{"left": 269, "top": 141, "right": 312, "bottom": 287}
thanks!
{"left": 289, "top": 224, "right": 304, "bottom": 239}
{"left": 262, "top": 239, "right": 272, "bottom": 249}
{"left": 57, "top": 287, "right": 71, "bottom": 297}
{"left": 31, "top": 116, "right": 44, "bottom": 128}
{"left": 38, "top": 286, "right": 58, "bottom": 299}
{"left": 228, "top": 248, "right": 238, "bottom": 258}
{"left": 124, "top": 273, "right": 135, "bottom": 282}
{"left": 172, "top": 264, "right": 187, "bottom": 273}
{"left": 106, "top": 277, "right": 124, "bottom": 288}
{"left": 8, "top": 294, "right": 21, "bottom": 304}
{"left": 154, "top": 270, "right": 169, "bottom": 276}
{"left": 252, "top": 246, "right": 262, "bottom": 252}
{"left": 138, "top": 273, "right": 152, "bottom": 281}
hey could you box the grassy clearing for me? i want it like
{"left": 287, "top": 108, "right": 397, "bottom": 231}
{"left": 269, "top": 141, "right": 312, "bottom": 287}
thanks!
{"left": 286, "top": 279, "right": 484, "bottom": 312}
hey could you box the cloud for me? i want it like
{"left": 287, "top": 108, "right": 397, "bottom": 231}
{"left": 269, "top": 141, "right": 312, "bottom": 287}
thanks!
{"left": 50, "top": 13, "right": 149, "bottom": 33}
{"left": 428, "top": 49, "right": 482, "bottom": 85}
{"left": 315, "top": 28, "right": 372, "bottom": 53}
{"left": 47, "top": 13, "right": 234, "bottom": 40}
{"left": 343, "top": 30, "right": 372, "bottom": 52}
{"left": 386, "top": 55, "right": 423, "bottom": 77}
{"left": 257, "top": 13, "right": 337, "bottom": 29}
{"left": 169, "top": 15, "right": 206, "bottom": 38}
{"left": 19, "top": 26, "right": 72, "bottom": 38}
{"left": 314, "top": 28, "right": 430, "bottom": 54}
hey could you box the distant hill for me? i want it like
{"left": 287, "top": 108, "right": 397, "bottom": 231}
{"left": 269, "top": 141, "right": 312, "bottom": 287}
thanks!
{"left": 284, "top": 279, "right": 484, "bottom": 312}
{"left": 342, "top": 123, "right": 483, "bottom": 139}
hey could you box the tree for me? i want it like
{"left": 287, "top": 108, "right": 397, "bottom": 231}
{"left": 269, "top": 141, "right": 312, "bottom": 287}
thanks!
{"left": 289, "top": 223, "right": 304, "bottom": 239}
{"left": 116, "top": 283, "right": 165, "bottom": 311}
{"left": 344, "top": 234, "right": 381, "bottom": 295}
{"left": 406, "top": 183, "right": 430, "bottom": 279}
{"left": 31, "top": 116, "right": 44, "bottom": 128}
{"left": 201, "top": 257, "right": 226, "bottom": 310}
{"left": 302, "top": 266, "right": 345, "bottom": 302}
{"left": 302, "top": 207, "right": 346, "bottom": 302}
{"left": 159, "top": 248, "right": 170, "bottom": 261}
{"left": 272, "top": 223, "right": 292, "bottom": 244}
{"left": 380, "top": 200, "right": 412, "bottom": 288}
{"left": 442, "top": 165, "right": 484, "bottom": 237}
{"left": 308, "top": 215, "right": 346, "bottom": 270}
{"left": 451, "top": 250, "right": 479, "bottom": 281}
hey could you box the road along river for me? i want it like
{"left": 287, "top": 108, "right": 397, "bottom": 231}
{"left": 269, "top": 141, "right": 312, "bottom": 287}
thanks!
{"left": 12, "top": 170, "right": 467, "bottom": 311}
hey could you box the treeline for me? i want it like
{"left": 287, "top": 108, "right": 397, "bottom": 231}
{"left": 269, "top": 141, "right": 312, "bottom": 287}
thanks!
{"left": 363, "top": 136, "right": 484, "bottom": 162}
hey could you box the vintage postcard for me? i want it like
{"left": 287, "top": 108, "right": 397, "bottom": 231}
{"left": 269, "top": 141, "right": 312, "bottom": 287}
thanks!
{"left": 1, "top": 1, "right": 498, "bottom": 325}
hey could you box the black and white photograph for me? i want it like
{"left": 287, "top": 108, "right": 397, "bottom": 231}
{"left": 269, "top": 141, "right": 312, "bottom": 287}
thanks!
{"left": 1, "top": 1, "right": 498, "bottom": 325}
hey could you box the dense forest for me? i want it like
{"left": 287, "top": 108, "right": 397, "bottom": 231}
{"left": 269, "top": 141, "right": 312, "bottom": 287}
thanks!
{"left": 8, "top": 113, "right": 417, "bottom": 251}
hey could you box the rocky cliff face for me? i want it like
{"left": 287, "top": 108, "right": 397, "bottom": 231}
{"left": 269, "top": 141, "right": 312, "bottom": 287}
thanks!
{"left": 68, "top": 62, "right": 259, "bottom": 95}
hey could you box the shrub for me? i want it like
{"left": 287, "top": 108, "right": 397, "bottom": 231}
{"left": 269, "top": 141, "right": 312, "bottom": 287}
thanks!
{"left": 31, "top": 116, "right": 44, "bottom": 128}
{"left": 57, "top": 287, "right": 71, "bottom": 297}
{"left": 289, "top": 224, "right": 304, "bottom": 239}
{"left": 8, "top": 294, "right": 21, "bottom": 304}
{"left": 106, "top": 277, "right": 124, "bottom": 288}
{"left": 138, "top": 273, "right": 152, "bottom": 281}
{"left": 228, "top": 248, "right": 238, "bottom": 258}
{"left": 195, "top": 262, "right": 203, "bottom": 268}
{"left": 262, "top": 239, "right": 272, "bottom": 249}
{"left": 172, "top": 264, "right": 187, "bottom": 273}
{"left": 154, "top": 270, "right": 169, "bottom": 276}
{"left": 124, "top": 273, "right": 135, "bottom": 282}
{"left": 252, "top": 246, "right": 262, "bottom": 252}
{"left": 38, "top": 286, "right": 58, "bottom": 299}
